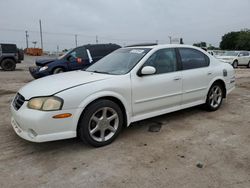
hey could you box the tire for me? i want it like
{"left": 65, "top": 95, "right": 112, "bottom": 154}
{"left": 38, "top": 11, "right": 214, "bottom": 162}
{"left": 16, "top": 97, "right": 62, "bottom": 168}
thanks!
{"left": 78, "top": 99, "right": 123, "bottom": 147}
{"left": 247, "top": 61, "right": 250, "bottom": 68}
{"left": 205, "top": 83, "right": 224, "bottom": 111}
{"left": 53, "top": 67, "right": 64, "bottom": 74}
{"left": 232, "top": 60, "right": 238, "bottom": 68}
{"left": 1, "top": 59, "right": 16, "bottom": 71}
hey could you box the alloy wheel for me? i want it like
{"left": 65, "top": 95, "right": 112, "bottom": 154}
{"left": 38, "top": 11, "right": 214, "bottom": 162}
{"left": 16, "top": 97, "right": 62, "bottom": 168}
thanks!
{"left": 88, "top": 107, "right": 119, "bottom": 142}
{"left": 208, "top": 85, "right": 222, "bottom": 109}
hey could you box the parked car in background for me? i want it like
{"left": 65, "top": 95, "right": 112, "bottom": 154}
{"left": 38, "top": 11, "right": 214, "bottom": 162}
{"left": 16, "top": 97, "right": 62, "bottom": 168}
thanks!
{"left": 29, "top": 43, "right": 121, "bottom": 78}
{"left": 216, "top": 51, "right": 250, "bottom": 68}
{"left": 0, "top": 43, "right": 24, "bottom": 71}
{"left": 11, "top": 44, "right": 235, "bottom": 147}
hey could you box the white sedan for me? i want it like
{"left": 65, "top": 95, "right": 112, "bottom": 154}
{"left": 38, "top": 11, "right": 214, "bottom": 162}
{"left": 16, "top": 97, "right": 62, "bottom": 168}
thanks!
{"left": 11, "top": 44, "right": 235, "bottom": 147}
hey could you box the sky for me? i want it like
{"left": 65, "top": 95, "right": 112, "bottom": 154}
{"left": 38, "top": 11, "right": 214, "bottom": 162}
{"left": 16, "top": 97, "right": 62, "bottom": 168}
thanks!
{"left": 0, "top": 0, "right": 249, "bottom": 51}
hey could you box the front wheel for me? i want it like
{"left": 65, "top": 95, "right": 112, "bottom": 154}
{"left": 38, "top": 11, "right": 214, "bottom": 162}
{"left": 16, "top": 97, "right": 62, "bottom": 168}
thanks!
{"left": 247, "top": 61, "right": 250, "bottom": 68}
{"left": 53, "top": 67, "right": 64, "bottom": 74}
{"left": 78, "top": 99, "right": 123, "bottom": 147}
{"left": 205, "top": 83, "right": 224, "bottom": 111}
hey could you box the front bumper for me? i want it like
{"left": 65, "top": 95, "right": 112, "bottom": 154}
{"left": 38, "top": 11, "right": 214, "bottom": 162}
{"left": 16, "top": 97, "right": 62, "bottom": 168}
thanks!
{"left": 29, "top": 66, "right": 50, "bottom": 79}
{"left": 10, "top": 99, "right": 77, "bottom": 142}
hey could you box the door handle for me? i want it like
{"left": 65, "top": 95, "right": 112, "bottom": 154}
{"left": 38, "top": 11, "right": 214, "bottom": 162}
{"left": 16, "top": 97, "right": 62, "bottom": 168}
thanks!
{"left": 207, "top": 72, "right": 212, "bottom": 75}
{"left": 173, "top": 77, "right": 181, "bottom": 81}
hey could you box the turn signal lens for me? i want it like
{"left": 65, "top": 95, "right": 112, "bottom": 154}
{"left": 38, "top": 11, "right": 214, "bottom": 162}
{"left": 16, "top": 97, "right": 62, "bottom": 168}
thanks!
{"left": 53, "top": 113, "right": 72, "bottom": 119}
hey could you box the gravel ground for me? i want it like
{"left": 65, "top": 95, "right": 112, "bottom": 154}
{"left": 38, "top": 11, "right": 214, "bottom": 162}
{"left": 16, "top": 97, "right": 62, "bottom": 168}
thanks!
{"left": 0, "top": 56, "right": 250, "bottom": 188}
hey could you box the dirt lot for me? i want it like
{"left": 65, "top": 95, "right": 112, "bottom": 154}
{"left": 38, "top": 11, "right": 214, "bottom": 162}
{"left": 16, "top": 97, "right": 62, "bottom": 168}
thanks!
{"left": 0, "top": 56, "right": 250, "bottom": 188}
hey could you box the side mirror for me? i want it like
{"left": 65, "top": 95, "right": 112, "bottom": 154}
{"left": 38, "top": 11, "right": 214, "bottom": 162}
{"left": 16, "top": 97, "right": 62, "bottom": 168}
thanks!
{"left": 140, "top": 66, "right": 156, "bottom": 76}
{"left": 238, "top": 54, "right": 243, "bottom": 57}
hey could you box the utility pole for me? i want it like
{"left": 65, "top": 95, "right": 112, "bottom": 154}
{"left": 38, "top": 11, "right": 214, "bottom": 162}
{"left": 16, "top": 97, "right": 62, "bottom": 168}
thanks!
{"left": 39, "top": 19, "right": 43, "bottom": 50}
{"left": 96, "top": 35, "right": 98, "bottom": 44}
{"left": 25, "top": 30, "right": 29, "bottom": 49}
{"left": 75, "top": 34, "right": 78, "bottom": 47}
{"left": 57, "top": 45, "right": 59, "bottom": 56}
{"left": 168, "top": 36, "right": 172, "bottom": 44}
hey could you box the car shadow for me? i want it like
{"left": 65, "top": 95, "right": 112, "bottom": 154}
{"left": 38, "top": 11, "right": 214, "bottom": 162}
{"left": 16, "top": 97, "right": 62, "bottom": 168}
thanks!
{"left": 15, "top": 105, "right": 206, "bottom": 153}
{"left": 123, "top": 105, "right": 205, "bottom": 134}
{"left": 0, "top": 68, "right": 25, "bottom": 72}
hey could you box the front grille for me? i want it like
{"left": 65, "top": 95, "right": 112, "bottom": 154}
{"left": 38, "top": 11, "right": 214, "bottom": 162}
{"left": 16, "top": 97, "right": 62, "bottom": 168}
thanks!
{"left": 13, "top": 93, "right": 25, "bottom": 110}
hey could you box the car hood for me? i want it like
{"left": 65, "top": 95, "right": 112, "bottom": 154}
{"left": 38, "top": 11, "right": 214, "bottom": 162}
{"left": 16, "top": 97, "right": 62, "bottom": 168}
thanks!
{"left": 36, "top": 58, "right": 57, "bottom": 66}
{"left": 19, "top": 71, "right": 114, "bottom": 100}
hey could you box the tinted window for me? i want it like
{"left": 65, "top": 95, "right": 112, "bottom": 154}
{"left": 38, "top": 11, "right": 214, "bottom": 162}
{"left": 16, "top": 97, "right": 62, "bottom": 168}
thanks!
{"left": 88, "top": 45, "right": 119, "bottom": 57}
{"left": 243, "top": 52, "right": 249, "bottom": 56}
{"left": 1, "top": 44, "right": 17, "bottom": 53}
{"left": 179, "top": 48, "right": 209, "bottom": 70}
{"left": 143, "top": 48, "right": 177, "bottom": 74}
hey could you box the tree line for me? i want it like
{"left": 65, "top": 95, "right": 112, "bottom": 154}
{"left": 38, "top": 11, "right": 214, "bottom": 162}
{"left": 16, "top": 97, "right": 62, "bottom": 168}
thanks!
{"left": 220, "top": 29, "right": 250, "bottom": 50}
{"left": 193, "top": 29, "right": 250, "bottom": 51}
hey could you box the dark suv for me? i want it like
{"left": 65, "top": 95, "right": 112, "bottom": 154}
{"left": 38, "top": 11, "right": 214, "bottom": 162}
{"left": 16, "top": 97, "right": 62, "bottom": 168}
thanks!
{"left": 29, "top": 43, "right": 121, "bottom": 79}
{"left": 0, "top": 43, "right": 24, "bottom": 71}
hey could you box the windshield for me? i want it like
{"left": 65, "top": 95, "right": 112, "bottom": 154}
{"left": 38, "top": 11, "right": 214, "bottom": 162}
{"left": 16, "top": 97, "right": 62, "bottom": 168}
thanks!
{"left": 85, "top": 48, "right": 151, "bottom": 75}
{"left": 224, "top": 51, "right": 238, "bottom": 56}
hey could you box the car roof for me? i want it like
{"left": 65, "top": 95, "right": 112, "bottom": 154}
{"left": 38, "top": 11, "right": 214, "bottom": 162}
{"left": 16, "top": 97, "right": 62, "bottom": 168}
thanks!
{"left": 126, "top": 44, "right": 202, "bottom": 50}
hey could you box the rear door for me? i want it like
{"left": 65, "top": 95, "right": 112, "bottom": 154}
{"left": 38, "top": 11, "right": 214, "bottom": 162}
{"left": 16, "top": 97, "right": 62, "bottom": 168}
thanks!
{"left": 178, "top": 48, "right": 212, "bottom": 106}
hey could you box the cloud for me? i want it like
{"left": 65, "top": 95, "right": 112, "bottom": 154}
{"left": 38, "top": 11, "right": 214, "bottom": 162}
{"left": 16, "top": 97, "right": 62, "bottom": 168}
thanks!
{"left": 0, "top": 0, "right": 249, "bottom": 50}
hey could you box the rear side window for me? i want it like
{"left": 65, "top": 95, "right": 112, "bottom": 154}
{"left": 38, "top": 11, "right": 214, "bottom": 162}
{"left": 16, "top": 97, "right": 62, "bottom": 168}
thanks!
{"left": 88, "top": 45, "right": 119, "bottom": 58}
{"left": 179, "top": 48, "right": 209, "bottom": 70}
{"left": 1, "top": 44, "right": 17, "bottom": 53}
{"left": 243, "top": 52, "right": 249, "bottom": 56}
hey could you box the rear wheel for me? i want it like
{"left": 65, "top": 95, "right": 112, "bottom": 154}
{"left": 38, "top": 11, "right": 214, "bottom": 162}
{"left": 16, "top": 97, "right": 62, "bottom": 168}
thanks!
{"left": 205, "top": 83, "right": 224, "bottom": 111}
{"left": 53, "top": 67, "right": 64, "bottom": 74}
{"left": 247, "top": 61, "right": 250, "bottom": 68}
{"left": 78, "top": 99, "right": 123, "bottom": 147}
{"left": 1, "top": 59, "right": 16, "bottom": 71}
{"left": 232, "top": 60, "right": 238, "bottom": 68}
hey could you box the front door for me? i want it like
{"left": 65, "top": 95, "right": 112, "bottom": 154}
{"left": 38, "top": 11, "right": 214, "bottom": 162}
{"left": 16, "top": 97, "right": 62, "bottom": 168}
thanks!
{"left": 131, "top": 48, "right": 182, "bottom": 118}
{"left": 67, "top": 47, "right": 89, "bottom": 70}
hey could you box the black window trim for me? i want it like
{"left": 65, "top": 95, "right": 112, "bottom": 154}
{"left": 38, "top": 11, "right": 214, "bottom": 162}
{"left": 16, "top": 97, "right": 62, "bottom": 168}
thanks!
{"left": 176, "top": 47, "right": 210, "bottom": 71}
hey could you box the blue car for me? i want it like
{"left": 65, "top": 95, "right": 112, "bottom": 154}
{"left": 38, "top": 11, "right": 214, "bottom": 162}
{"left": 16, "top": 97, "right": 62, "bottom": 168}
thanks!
{"left": 29, "top": 43, "right": 121, "bottom": 79}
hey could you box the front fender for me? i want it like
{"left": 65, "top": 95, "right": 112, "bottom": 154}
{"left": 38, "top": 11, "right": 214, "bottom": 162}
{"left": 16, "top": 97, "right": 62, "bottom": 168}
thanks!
{"left": 73, "top": 91, "right": 132, "bottom": 127}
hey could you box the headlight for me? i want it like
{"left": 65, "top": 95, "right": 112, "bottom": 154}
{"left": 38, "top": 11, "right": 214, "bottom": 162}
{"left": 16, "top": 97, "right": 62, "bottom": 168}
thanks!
{"left": 39, "top": 66, "right": 48, "bottom": 72}
{"left": 27, "top": 96, "right": 63, "bottom": 111}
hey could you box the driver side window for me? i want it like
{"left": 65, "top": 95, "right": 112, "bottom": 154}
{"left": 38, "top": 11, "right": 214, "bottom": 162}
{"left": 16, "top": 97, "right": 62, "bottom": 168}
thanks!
{"left": 143, "top": 48, "right": 177, "bottom": 74}
{"left": 69, "top": 47, "right": 87, "bottom": 59}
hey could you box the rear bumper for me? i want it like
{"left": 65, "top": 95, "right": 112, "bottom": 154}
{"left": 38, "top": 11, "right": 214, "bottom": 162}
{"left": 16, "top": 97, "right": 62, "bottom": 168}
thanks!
{"left": 226, "top": 76, "right": 235, "bottom": 95}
